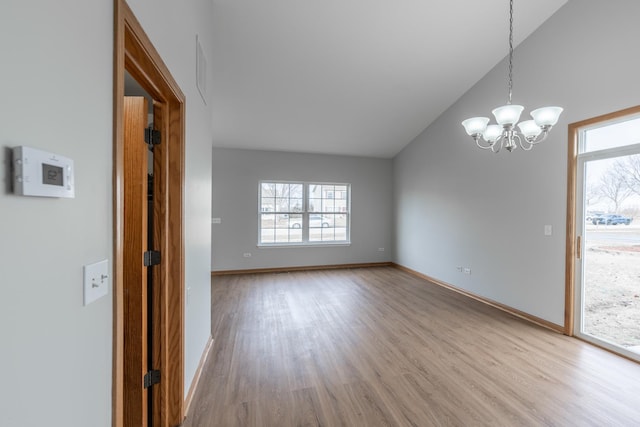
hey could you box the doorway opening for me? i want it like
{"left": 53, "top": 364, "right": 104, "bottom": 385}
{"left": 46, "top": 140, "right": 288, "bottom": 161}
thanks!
{"left": 114, "top": 1, "right": 185, "bottom": 426}
{"left": 567, "top": 106, "right": 640, "bottom": 362}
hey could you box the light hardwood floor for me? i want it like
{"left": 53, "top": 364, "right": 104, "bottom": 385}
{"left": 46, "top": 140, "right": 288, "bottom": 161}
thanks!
{"left": 183, "top": 267, "right": 640, "bottom": 426}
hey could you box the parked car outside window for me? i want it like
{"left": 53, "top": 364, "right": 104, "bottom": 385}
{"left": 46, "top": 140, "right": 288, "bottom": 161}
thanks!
{"left": 290, "top": 214, "right": 334, "bottom": 229}
{"left": 586, "top": 211, "right": 604, "bottom": 221}
{"left": 592, "top": 214, "right": 632, "bottom": 225}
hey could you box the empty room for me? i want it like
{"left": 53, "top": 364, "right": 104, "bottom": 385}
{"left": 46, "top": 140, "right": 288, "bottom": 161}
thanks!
{"left": 2, "top": 0, "right": 640, "bottom": 426}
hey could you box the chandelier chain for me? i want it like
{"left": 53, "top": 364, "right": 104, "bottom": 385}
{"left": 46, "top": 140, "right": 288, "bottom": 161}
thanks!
{"left": 508, "top": 0, "right": 514, "bottom": 105}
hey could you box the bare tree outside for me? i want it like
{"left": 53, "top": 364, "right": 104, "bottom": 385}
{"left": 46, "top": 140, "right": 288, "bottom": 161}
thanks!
{"left": 598, "top": 162, "right": 634, "bottom": 212}
{"left": 620, "top": 154, "right": 640, "bottom": 196}
{"left": 261, "top": 182, "right": 303, "bottom": 212}
{"left": 585, "top": 183, "right": 601, "bottom": 208}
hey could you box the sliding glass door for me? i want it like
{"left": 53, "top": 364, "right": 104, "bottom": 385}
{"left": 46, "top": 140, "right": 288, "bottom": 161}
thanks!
{"left": 575, "top": 114, "right": 640, "bottom": 361}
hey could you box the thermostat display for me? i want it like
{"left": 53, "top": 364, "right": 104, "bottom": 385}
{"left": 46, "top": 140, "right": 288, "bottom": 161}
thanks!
{"left": 13, "top": 146, "right": 75, "bottom": 198}
{"left": 43, "top": 163, "right": 64, "bottom": 186}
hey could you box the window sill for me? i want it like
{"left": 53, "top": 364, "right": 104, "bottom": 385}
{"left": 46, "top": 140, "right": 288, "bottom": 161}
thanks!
{"left": 257, "top": 242, "right": 351, "bottom": 249}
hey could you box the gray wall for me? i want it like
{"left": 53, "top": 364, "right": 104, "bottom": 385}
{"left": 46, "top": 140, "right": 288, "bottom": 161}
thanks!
{"left": 393, "top": 0, "right": 640, "bottom": 326}
{"left": 0, "top": 1, "right": 213, "bottom": 425}
{"left": 212, "top": 148, "right": 393, "bottom": 271}
{"left": 127, "top": 0, "right": 215, "bottom": 397}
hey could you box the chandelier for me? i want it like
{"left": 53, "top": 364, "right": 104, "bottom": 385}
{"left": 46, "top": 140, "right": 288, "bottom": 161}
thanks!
{"left": 461, "top": 0, "right": 563, "bottom": 153}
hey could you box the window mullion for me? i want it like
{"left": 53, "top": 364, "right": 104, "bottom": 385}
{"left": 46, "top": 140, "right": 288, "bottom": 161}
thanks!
{"left": 303, "top": 184, "right": 309, "bottom": 242}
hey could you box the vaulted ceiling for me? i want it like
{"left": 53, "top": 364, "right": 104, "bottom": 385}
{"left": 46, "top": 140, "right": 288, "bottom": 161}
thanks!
{"left": 210, "top": 0, "right": 567, "bottom": 158}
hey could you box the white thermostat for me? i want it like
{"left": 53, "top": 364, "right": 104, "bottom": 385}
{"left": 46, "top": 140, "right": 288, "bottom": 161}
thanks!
{"left": 13, "top": 146, "right": 75, "bottom": 198}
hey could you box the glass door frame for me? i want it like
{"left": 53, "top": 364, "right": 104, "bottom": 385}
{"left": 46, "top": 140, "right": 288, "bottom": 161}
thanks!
{"left": 566, "top": 105, "right": 640, "bottom": 362}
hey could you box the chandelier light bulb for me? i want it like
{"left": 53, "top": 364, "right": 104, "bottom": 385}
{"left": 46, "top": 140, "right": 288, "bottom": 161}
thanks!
{"left": 531, "top": 106, "right": 564, "bottom": 127}
{"left": 483, "top": 124, "right": 502, "bottom": 143}
{"left": 517, "top": 120, "right": 542, "bottom": 139}
{"left": 492, "top": 104, "right": 524, "bottom": 126}
{"left": 461, "top": 117, "right": 489, "bottom": 136}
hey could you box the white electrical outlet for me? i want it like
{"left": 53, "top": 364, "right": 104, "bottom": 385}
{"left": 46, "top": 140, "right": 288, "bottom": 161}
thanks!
{"left": 243, "top": 253, "right": 252, "bottom": 258}
{"left": 464, "top": 268, "right": 471, "bottom": 275}
{"left": 378, "top": 248, "right": 385, "bottom": 252}
{"left": 544, "top": 225, "right": 552, "bottom": 236}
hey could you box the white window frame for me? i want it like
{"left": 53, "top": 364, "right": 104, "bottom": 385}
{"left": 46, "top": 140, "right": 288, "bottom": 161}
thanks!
{"left": 258, "top": 180, "right": 351, "bottom": 247}
{"left": 573, "top": 113, "right": 640, "bottom": 362}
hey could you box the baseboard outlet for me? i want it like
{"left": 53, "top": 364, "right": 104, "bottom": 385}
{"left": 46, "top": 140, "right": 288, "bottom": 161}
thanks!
{"left": 211, "top": 262, "right": 393, "bottom": 276}
{"left": 183, "top": 335, "right": 214, "bottom": 419}
{"left": 392, "top": 263, "right": 565, "bottom": 334}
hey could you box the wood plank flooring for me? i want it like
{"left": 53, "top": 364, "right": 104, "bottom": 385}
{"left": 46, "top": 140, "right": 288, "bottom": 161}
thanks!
{"left": 182, "top": 267, "right": 640, "bottom": 426}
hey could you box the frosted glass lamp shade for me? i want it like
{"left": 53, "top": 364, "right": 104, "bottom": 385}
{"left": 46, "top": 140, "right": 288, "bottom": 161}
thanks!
{"left": 518, "top": 120, "right": 542, "bottom": 139}
{"left": 483, "top": 125, "right": 502, "bottom": 142}
{"left": 461, "top": 117, "right": 489, "bottom": 136}
{"left": 531, "top": 106, "right": 563, "bottom": 127}
{"left": 492, "top": 104, "right": 524, "bottom": 126}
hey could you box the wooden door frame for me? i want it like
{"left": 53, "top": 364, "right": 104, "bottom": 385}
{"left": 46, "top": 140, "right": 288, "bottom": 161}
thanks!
{"left": 122, "top": 96, "right": 151, "bottom": 427}
{"left": 114, "top": 1, "right": 185, "bottom": 426}
{"left": 564, "top": 105, "right": 640, "bottom": 336}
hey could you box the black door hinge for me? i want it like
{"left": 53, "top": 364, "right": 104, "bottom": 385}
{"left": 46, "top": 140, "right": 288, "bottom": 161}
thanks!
{"left": 144, "top": 369, "right": 161, "bottom": 389}
{"left": 145, "top": 127, "right": 161, "bottom": 146}
{"left": 144, "top": 250, "right": 161, "bottom": 267}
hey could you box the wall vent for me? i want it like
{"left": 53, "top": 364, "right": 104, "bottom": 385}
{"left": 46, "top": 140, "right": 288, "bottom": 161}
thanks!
{"left": 196, "top": 35, "right": 207, "bottom": 105}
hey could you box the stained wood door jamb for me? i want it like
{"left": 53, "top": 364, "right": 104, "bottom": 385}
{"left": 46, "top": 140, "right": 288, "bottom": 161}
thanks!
{"left": 114, "top": 1, "right": 185, "bottom": 426}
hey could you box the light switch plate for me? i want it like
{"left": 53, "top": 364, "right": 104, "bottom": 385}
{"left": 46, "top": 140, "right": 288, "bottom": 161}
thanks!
{"left": 544, "top": 225, "right": 553, "bottom": 236}
{"left": 84, "top": 259, "right": 109, "bottom": 306}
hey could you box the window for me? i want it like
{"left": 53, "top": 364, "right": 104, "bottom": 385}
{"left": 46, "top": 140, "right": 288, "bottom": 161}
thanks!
{"left": 259, "top": 181, "right": 350, "bottom": 245}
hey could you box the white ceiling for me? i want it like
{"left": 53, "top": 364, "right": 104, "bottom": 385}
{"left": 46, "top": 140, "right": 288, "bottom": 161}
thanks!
{"left": 210, "top": 0, "right": 567, "bottom": 158}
